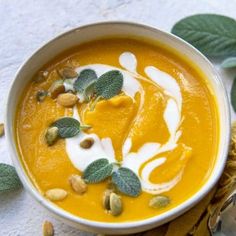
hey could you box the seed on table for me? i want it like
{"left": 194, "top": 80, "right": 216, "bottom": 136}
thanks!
{"left": 0, "top": 123, "right": 4, "bottom": 137}
{"left": 43, "top": 220, "right": 54, "bottom": 236}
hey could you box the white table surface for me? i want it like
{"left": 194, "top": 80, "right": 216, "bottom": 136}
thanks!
{"left": 0, "top": 0, "right": 236, "bottom": 235}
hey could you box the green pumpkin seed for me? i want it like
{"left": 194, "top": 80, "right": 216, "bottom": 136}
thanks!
{"left": 109, "top": 192, "right": 123, "bottom": 216}
{"left": 45, "top": 127, "right": 59, "bottom": 146}
{"left": 103, "top": 189, "right": 113, "bottom": 210}
{"left": 36, "top": 90, "right": 48, "bottom": 102}
{"left": 149, "top": 195, "right": 170, "bottom": 209}
{"left": 69, "top": 175, "right": 87, "bottom": 194}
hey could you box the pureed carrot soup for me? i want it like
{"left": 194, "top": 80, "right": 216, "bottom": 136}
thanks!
{"left": 15, "top": 38, "right": 219, "bottom": 222}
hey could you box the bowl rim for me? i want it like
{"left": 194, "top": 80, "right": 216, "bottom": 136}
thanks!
{"left": 5, "top": 21, "right": 231, "bottom": 231}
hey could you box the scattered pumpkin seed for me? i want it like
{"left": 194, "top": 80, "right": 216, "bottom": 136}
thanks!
{"left": 58, "top": 67, "right": 78, "bottom": 79}
{"left": 43, "top": 220, "right": 54, "bottom": 236}
{"left": 57, "top": 93, "right": 78, "bottom": 107}
{"left": 34, "top": 70, "right": 48, "bottom": 83}
{"left": 149, "top": 195, "right": 170, "bottom": 209}
{"left": 45, "top": 127, "right": 59, "bottom": 146}
{"left": 109, "top": 192, "right": 123, "bottom": 216}
{"left": 48, "top": 80, "right": 65, "bottom": 99}
{"left": 69, "top": 175, "right": 87, "bottom": 194}
{"left": 36, "top": 90, "right": 48, "bottom": 102}
{"left": 45, "top": 188, "right": 67, "bottom": 201}
{"left": 0, "top": 123, "right": 4, "bottom": 137}
{"left": 80, "top": 138, "right": 94, "bottom": 149}
{"left": 103, "top": 189, "right": 113, "bottom": 210}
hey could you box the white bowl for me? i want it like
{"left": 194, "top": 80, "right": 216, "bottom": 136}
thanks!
{"left": 5, "top": 22, "right": 230, "bottom": 235}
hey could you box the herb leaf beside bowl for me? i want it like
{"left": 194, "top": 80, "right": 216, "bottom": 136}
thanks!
{"left": 0, "top": 163, "right": 22, "bottom": 193}
{"left": 171, "top": 14, "right": 236, "bottom": 57}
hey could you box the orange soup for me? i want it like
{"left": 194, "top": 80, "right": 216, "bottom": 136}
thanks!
{"left": 15, "top": 38, "right": 218, "bottom": 222}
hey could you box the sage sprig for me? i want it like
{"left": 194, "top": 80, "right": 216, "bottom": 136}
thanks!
{"left": 90, "top": 70, "right": 124, "bottom": 110}
{"left": 50, "top": 117, "right": 90, "bottom": 139}
{"left": 111, "top": 167, "right": 141, "bottom": 197}
{"left": 83, "top": 159, "right": 113, "bottom": 183}
{"left": 0, "top": 163, "right": 22, "bottom": 193}
{"left": 171, "top": 14, "right": 236, "bottom": 111}
{"left": 74, "top": 69, "right": 97, "bottom": 93}
{"left": 94, "top": 70, "right": 123, "bottom": 99}
{"left": 171, "top": 14, "right": 236, "bottom": 57}
{"left": 82, "top": 158, "right": 141, "bottom": 197}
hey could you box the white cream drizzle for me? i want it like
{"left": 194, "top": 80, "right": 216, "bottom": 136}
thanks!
{"left": 65, "top": 51, "right": 189, "bottom": 195}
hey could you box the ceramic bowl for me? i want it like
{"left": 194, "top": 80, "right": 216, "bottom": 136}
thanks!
{"left": 5, "top": 22, "right": 230, "bottom": 235}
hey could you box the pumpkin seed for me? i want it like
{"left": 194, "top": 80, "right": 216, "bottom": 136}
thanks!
{"left": 0, "top": 123, "right": 4, "bottom": 137}
{"left": 48, "top": 80, "right": 65, "bottom": 99}
{"left": 109, "top": 192, "right": 123, "bottom": 216}
{"left": 80, "top": 138, "right": 94, "bottom": 149}
{"left": 45, "top": 127, "right": 59, "bottom": 146}
{"left": 57, "top": 93, "right": 78, "bottom": 107}
{"left": 149, "top": 195, "right": 170, "bottom": 209}
{"left": 36, "top": 90, "right": 48, "bottom": 102}
{"left": 34, "top": 70, "right": 48, "bottom": 83}
{"left": 69, "top": 175, "right": 87, "bottom": 194}
{"left": 103, "top": 189, "right": 113, "bottom": 210}
{"left": 45, "top": 188, "right": 67, "bottom": 201}
{"left": 58, "top": 67, "right": 78, "bottom": 79}
{"left": 43, "top": 220, "right": 54, "bottom": 236}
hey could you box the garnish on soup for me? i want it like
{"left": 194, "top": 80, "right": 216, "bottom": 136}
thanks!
{"left": 15, "top": 38, "right": 219, "bottom": 222}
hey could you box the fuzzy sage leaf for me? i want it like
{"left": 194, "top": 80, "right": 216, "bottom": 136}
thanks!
{"left": 95, "top": 70, "right": 123, "bottom": 99}
{"left": 0, "top": 163, "right": 22, "bottom": 192}
{"left": 171, "top": 14, "right": 236, "bottom": 57}
{"left": 231, "top": 77, "right": 236, "bottom": 112}
{"left": 221, "top": 57, "right": 236, "bottom": 68}
{"left": 111, "top": 167, "right": 141, "bottom": 197}
{"left": 74, "top": 69, "right": 97, "bottom": 93}
{"left": 52, "top": 117, "right": 90, "bottom": 138}
{"left": 83, "top": 158, "right": 113, "bottom": 183}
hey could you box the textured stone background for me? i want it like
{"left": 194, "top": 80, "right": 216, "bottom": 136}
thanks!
{"left": 0, "top": 0, "right": 236, "bottom": 235}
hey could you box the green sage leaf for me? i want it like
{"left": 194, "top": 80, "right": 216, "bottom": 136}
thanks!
{"left": 83, "top": 158, "right": 113, "bottom": 183}
{"left": 111, "top": 167, "right": 141, "bottom": 197}
{"left": 231, "top": 77, "right": 236, "bottom": 112}
{"left": 74, "top": 69, "right": 97, "bottom": 93}
{"left": 171, "top": 14, "right": 236, "bottom": 57}
{"left": 221, "top": 57, "right": 236, "bottom": 68}
{"left": 0, "top": 163, "right": 22, "bottom": 192}
{"left": 52, "top": 117, "right": 81, "bottom": 138}
{"left": 95, "top": 70, "right": 123, "bottom": 99}
{"left": 83, "top": 80, "right": 96, "bottom": 102}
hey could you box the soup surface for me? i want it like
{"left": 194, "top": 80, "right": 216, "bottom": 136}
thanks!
{"left": 15, "top": 38, "right": 218, "bottom": 222}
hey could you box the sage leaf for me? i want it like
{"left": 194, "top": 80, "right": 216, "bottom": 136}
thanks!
{"left": 95, "top": 70, "right": 123, "bottom": 99}
{"left": 83, "top": 80, "right": 96, "bottom": 102}
{"left": 221, "top": 57, "right": 236, "bottom": 68}
{"left": 83, "top": 158, "right": 113, "bottom": 183}
{"left": 74, "top": 69, "right": 97, "bottom": 93}
{"left": 231, "top": 77, "right": 236, "bottom": 112}
{"left": 171, "top": 14, "right": 236, "bottom": 57}
{"left": 0, "top": 163, "right": 22, "bottom": 192}
{"left": 52, "top": 117, "right": 81, "bottom": 138}
{"left": 111, "top": 167, "right": 141, "bottom": 197}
